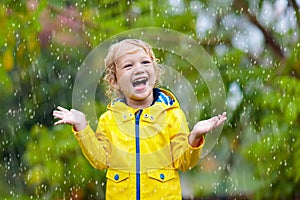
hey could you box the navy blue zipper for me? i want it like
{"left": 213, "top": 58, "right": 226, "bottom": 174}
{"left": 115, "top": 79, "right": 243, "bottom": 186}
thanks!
{"left": 135, "top": 110, "right": 143, "bottom": 200}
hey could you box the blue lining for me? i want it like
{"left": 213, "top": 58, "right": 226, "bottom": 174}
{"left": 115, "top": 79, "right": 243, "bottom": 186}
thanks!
{"left": 135, "top": 110, "right": 143, "bottom": 200}
{"left": 154, "top": 88, "right": 174, "bottom": 106}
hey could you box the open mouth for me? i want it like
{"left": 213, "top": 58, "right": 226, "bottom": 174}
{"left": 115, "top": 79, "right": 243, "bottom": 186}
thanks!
{"left": 132, "top": 77, "right": 148, "bottom": 87}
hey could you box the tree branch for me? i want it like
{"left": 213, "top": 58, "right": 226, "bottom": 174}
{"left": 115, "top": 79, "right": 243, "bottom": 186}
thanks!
{"left": 233, "top": 0, "right": 285, "bottom": 60}
{"left": 289, "top": 0, "right": 300, "bottom": 28}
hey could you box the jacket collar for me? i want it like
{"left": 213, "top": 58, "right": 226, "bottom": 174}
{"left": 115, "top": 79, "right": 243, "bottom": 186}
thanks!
{"left": 107, "top": 88, "right": 180, "bottom": 121}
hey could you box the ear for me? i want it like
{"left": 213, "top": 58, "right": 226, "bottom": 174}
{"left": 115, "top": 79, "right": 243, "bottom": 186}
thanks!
{"left": 110, "top": 77, "right": 120, "bottom": 90}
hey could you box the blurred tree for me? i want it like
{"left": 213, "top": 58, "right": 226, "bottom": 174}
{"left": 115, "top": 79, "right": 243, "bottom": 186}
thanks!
{"left": 0, "top": 0, "right": 300, "bottom": 199}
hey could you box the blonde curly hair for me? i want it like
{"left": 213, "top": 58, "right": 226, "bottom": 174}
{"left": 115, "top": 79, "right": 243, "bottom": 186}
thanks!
{"left": 104, "top": 39, "right": 163, "bottom": 99}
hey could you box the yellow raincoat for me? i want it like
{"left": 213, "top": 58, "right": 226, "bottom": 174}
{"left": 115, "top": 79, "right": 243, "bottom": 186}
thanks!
{"left": 73, "top": 88, "right": 204, "bottom": 199}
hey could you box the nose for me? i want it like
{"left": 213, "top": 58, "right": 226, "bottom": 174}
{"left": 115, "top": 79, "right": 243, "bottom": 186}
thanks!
{"left": 133, "top": 64, "right": 145, "bottom": 75}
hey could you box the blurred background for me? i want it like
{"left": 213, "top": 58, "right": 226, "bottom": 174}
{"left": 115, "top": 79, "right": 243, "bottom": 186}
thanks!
{"left": 1, "top": 0, "right": 300, "bottom": 199}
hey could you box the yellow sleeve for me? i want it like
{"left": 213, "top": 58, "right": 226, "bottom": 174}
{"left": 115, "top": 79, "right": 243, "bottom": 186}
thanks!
{"left": 73, "top": 116, "right": 111, "bottom": 170}
{"left": 170, "top": 109, "right": 205, "bottom": 171}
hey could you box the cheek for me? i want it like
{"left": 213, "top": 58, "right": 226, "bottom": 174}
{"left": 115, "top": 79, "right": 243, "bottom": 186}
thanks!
{"left": 116, "top": 73, "right": 131, "bottom": 89}
{"left": 151, "top": 68, "right": 158, "bottom": 81}
{"left": 115, "top": 70, "right": 125, "bottom": 83}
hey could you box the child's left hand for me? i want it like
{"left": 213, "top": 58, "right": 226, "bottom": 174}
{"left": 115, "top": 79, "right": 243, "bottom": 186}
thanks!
{"left": 188, "top": 112, "right": 227, "bottom": 147}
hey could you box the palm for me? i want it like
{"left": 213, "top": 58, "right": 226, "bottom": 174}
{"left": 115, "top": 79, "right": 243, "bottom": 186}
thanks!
{"left": 53, "top": 106, "right": 75, "bottom": 125}
{"left": 53, "top": 106, "right": 87, "bottom": 131}
{"left": 192, "top": 112, "right": 227, "bottom": 136}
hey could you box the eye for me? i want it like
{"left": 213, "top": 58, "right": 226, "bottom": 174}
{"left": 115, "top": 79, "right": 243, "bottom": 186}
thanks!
{"left": 123, "top": 64, "right": 132, "bottom": 69}
{"left": 142, "top": 60, "right": 151, "bottom": 65}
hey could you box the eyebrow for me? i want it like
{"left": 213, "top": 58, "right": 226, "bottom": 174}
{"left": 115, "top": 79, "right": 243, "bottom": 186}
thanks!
{"left": 141, "top": 56, "right": 151, "bottom": 59}
{"left": 119, "top": 56, "right": 151, "bottom": 63}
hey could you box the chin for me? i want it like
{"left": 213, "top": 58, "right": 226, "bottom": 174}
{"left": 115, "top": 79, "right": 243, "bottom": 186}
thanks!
{"left": 133, "top": 90, "right": 152, "bottom": 99}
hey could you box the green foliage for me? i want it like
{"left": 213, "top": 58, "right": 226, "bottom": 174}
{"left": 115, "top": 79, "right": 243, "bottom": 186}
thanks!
{"left": 213, "top": 32, "right": 300, "bottom": 198}
{"left": 1, "top": 0, "right": 300, "bottom": 199}
{"left": 23, "top": 125, "right": 106, "bottom": 199}
{"left": 242, "top": 74, "right": 300, "bottom": 199}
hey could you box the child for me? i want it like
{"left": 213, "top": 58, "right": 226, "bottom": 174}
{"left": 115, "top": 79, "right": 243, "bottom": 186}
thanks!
{"left": 53, "top": 39, "right": 226, "bottom": 199}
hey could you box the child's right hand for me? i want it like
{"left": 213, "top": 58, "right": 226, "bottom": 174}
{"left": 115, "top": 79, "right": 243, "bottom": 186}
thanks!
{"left": 53, "top": 106, "right": 87, "bottom": 131}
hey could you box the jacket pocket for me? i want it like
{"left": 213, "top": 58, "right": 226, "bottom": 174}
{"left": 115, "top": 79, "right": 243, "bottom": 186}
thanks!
{"left": 147, "top": 168, "right": 176, "bottom": 182}
{"left": 106, "top": 169, "right": 130, "bottom": 183}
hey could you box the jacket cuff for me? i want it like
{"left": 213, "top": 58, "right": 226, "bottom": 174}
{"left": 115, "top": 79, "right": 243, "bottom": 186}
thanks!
{"left": 72, "top": 124, "right": 91, "bottom": 138}
{"left": 187, "top": 134, "right": 205, "bottom": 149}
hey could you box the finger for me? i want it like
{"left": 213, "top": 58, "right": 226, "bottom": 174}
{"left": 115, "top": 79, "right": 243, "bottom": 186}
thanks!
{"left": 54, "top": 119, "right": 64, "bottom": 126}
{"left": 210, "top": 116, "right": 219, "bottom": 127}
{"left": 216, "top": 117, "right": 226, "bottom": 127}
{"left": 53, "top": 111, "right": 64, "bottom": 119}
{"left": 57, "top": 106, "right": 69, "bottom": 112}
{"left": 53, "top": 110, "right": 63, "bottom": 115}
{"left": 215, "top": 112, "right": 226, "bottom": 121}
{"left": 53, "top": 114, "right": 63, "bottom": 120}
{"left": 211, "top": 116, "right": 219, "bottom": 121}
{"left": 54, "top": 119, "right": 73, "bottom": 126}
{"left": 212, "top": 116, "right": 219, "bottom": 125}
{"left": 220, "top": 113, "right": 227, "bottom": 121}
